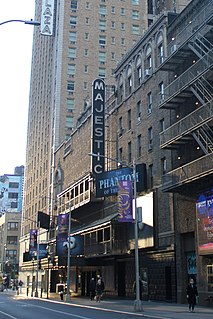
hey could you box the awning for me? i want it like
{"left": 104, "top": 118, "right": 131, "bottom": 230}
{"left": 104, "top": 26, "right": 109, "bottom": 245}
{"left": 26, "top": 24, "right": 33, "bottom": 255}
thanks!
{"left": 71, "top": 212, "right": 119, "bottom": 236}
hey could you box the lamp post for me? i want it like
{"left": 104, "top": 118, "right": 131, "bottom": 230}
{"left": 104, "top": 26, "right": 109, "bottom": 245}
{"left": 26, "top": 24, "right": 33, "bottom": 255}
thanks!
{"left": 35, "top": 221, "right": 40, "bottom": 297}
{"left": 88, "top": 152, "right": 143, "bottom": 311}
{"left": 66, "top": 204, "right": 72, "bottom": 302}
{"left": 0, "top": 19, "right": 40, "bottom": 26}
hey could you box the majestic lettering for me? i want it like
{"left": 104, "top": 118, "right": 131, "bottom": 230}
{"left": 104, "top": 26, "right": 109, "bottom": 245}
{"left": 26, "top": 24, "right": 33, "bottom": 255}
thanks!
{"left": 92, "top": 79, "right": 105, "bottom": 175}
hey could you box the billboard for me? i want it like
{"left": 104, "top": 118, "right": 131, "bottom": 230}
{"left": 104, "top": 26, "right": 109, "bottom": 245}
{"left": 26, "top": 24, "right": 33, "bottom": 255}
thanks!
{"left": 0, "top": 174, "right": 23, "bottom": 213}
{"left": 92, "top": 79, "right": 105, "bottom": 175}
{"left": 95, "top": 163, "right": 147, "bottom": 197}
{"left": 197, "top": 191, "right": 213, "bottom": 255}
{"left": 29, "top": 229, "right": 37, "bottom": 258}
{"left": 56, "top": 213, "right": 84, "bottom": 266}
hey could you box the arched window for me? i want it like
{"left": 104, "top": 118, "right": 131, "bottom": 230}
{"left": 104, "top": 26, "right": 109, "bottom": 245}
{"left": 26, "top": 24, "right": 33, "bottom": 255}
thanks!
{"left": 156, "top": 32, "right": 164, "bottom": 65}
{"left": 127, "top": 66, "right": 133, "bottom": 95}
{"left": 136, "top": 56, "right": 142, "bottom": 85}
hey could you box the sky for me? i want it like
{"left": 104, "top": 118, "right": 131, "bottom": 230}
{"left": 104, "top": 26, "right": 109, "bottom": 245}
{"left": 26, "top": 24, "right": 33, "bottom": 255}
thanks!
{"left": 0, "top": 1, "right": 36, "bottom": 175}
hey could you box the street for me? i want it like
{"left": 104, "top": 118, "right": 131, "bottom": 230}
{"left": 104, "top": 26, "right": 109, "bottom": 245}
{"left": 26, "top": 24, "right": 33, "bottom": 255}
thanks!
{"left": 0, "top": 293, "right": 147, "bottom": 319}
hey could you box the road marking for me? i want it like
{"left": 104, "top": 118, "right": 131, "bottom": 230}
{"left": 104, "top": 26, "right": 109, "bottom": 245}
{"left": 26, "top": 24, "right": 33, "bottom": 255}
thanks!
{"left": 0, "top": 310, "right": 17, "bottom": 319}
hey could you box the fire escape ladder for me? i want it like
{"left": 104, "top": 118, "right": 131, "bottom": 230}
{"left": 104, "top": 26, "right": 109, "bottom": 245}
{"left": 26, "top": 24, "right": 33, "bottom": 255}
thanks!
{"left": 192, "top": 122, "right": 213, "bottom": 154}
{"left": 188, "top": 33, "right": 213, "bottom": 59}
{"left": 190, "top": 77, "right": 213, "bottom": 104}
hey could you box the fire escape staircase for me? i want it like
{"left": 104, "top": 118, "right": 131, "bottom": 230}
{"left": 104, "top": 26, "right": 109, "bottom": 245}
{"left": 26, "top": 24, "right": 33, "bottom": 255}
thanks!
{"left": 188, "top": 33, "right": 213, "bottom": 62}
{"left": 190, "top": 76, "right": 213, "bottom": 155}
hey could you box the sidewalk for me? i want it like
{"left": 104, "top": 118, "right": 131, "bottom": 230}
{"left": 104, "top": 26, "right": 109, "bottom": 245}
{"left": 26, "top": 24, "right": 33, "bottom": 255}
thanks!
{"left": 15, "top": 289, "right": 213, "bottom": 319}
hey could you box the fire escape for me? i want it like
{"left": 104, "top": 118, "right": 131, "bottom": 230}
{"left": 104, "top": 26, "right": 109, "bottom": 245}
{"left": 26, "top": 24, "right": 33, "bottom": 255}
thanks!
{"left": 158, "top": 0, "right": 213, "bottom": 195}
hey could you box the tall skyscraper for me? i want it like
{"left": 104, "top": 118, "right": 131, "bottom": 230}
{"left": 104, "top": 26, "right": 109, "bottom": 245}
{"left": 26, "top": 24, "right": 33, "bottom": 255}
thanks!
{"left": 22, "top": 0, "right": 190, "bottom": 237}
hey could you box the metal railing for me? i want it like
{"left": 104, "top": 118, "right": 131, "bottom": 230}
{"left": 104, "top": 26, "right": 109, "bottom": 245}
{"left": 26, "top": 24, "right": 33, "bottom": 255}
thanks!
{"left": 162, "top": 153, "right": 213, "bottom": 191}
{"left": 160, "top": 100, "right": 213, "bottom": 147}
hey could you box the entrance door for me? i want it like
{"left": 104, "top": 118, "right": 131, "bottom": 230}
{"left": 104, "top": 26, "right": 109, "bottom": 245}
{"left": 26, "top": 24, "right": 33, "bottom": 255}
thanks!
{"left": 165, "top": 266, "right": 172, "bottom": 301}
{"left": 117, "top": 262, "right": 126, "bottom": 297}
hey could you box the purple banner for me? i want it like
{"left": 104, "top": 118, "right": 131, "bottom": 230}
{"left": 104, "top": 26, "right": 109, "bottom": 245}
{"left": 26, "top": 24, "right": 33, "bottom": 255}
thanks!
{"left": 29, "top": 229, "right": 37, "bottom": 256}
{"left": 117, "top": 180, "right": 133, "bottom": 222}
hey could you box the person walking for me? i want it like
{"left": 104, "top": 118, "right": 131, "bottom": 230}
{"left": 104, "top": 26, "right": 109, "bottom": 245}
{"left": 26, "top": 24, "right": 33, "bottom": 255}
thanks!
{"left": 88, "top": 278, "right": 96, "bottom": 300}
{"left": 95, "top": 278, "right": 105, "bottom": 302}
{"left": 186, "top": 278, "right": 198, "bottom": 312}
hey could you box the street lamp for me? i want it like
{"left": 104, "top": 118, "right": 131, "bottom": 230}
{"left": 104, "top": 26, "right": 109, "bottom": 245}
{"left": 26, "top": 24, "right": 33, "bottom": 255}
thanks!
{"left": 66, "top": 204, "right": 72, "bottom": 302}
{"left": 88, "top": 152, "right": 143, "bottom": 312}
{"left": 0, "top": 19, "right": 40, "bottom": 26}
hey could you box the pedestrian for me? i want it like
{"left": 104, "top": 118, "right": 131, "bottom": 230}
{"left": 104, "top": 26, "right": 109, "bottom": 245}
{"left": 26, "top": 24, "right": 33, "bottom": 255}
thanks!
{"left": 95, "top": 278, "right": 105, "bottom": 302}
{"left": 19, "top": 280, "right": 23, "bottom": 293}
{"left": 88, "top": 278, "right": 96, "bottom": 300}
{"left": 186, "top": 277, "right": 198, "bottom": 312}
{"left": 58, "top": 283, "right": 64, "bottom": 301}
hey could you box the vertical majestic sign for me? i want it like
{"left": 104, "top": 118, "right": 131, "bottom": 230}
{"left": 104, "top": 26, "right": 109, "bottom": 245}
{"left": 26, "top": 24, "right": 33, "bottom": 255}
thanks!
{"left": 41, "top": 0, "right": 55, "bottom": 36}
{"left": 92, "top": 79, "right": 105, "bottom": 175}
{"left": 29, "top": 229, "right": 37, "bottom": 258}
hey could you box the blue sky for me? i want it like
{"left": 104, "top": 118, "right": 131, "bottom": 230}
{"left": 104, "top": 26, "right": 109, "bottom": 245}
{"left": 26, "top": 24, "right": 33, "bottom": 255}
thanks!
{"left": 0, "top": 1, "right": 35, "bottom": 175}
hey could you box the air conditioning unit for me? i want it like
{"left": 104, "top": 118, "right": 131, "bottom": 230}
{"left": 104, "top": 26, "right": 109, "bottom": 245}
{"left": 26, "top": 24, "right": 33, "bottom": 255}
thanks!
{"left": 144, "top": 69, "right": 151, "bottom": 77}
{"left": 170, "top": 44, "right": 178, "bottom": 54}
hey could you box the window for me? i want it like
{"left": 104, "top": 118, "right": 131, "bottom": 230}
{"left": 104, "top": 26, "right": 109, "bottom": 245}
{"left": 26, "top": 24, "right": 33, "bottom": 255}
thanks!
{"left": 121, "top": 8, "right": 125, "bottom": 15}
{"left": 70, "top": 16, "right": 77, "bottom": 27}
{"left": 11, "top": 202, "right": 18, "bottom": 208}
{"left": 111, "top": 36, "right": 115, "bottom": 44}
{"left": 160, "top": 118, "right": 165, "bottom": 132}
{"left": 111, "top": 6, "right": 115, "bottom": 14}
{"left": 6, "top": 250, "right": 17, "bottom": 259}
{"left": 132, "top": 0, "right": 139, "bottom": 4}
{"left": 119, "top": 147, "right": 123, "bottom": 163}
{"left": 119, "top": 117, "right": 123, "bottom": 136}
{"left": 67, "top": 99, "right": 75, "bottom": 110}
{"left": 121, "top": 23, "right": 125, "bottom": 30}
{"left": 68, "top": 64, "right": 75, "bottom": 75}
{"left": 111, "top": 52, "right": 115, "bottom": 60}
{"left": 71, "top": 0, "right": 78, "bottom": 11}
{"left": 99, "top": 5, "right": 107, "bottom": 15}
{"left": 149, "top": 164, "right": 153, "bottom": 188}
{"left": 111, "top": 21, "right": 115, "bottom": 29}
{"left": 148, "top": 127, "right": 153, "bottom": 150}
{"left": 69, "top": 32, "right": 77, "bottom": 43}
{"left": 132, "top": 25, "right": 140, "bottom": 35}
{"left": 132, "top": 10, "right": 139, "bottom": 19}
{"left": 128, "top": 109, "right": 131, "bottom": 130}
{"left": 148, "top": 92, "right": 152, "bottom": 114}
{"left": 158, "top": 43, "right": 164, "bottom": 64}
{"left": 104, "top": 227, "right": 110, "bottom": 241}
{"left": 9, "top": 182, "right": 19, "bottom": 188}
{"left": 99, "top": 35, "right": 106, "bottom": 46}
{"left": 67, "top": 81, "right": 75, "bottom": 91}
{"left": 66, "top": 116, "right": 74, "bottom": 129}
{"left": 85, "top": 17, "right": 89, "bottom": 24}
{"left": 128, "top": 142, "right": 132, "bottom": 163}
{"left": 137, "top": 134, "right": 142, "bottom": 158}
{"left": 137, "top": 65, "right": 142, "bottom": 84}
{"left": 99, "top": 51, "right": 106, "bottom": 63}
{"left": 99, "top": 19, "right": 106, "bottom": 31}
{"left": 128, "top": 75, "right": 132, "bottom": 94}
{"left": 85, "top": 33, "right": 89, "bottom": 40}
{"left": 98, "top": 68, "right": 106, "bottom": 78}
{"left": 159, "top": 82, "right": 164, "bottom": 101}
{"left": 68, "top": 48, "right": 76, "bottom": 58}
{"left": 137, "top": 101, "right": 141, "bottom": 121}
{"left": 84, "top": 65, "right": 88, "bottom": 73}
{"left": 85, "top": 2, "right": 90, "bottom": 9}
{"left": 147, "top": 55, "right": 152, "bottom": 69}
{"left": 7, "top": 222, "right": 18, "bottom": 230}
{"left": 121, "top": 38, "right": 125, "bottom": 45}
{"left": 8, "top": 193, "right": 18, "bottom": 199}
{"left": 161, "top": 157, "right": 167, "bottom": 175}
{"left": 84, "top": 82, "right": 87, "bottom": 90}
{"left": 7, "top": 236, "right": 18, "bottom": 245}
{"left": 84, "top": 48, "right": 88, "bottom": 56}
